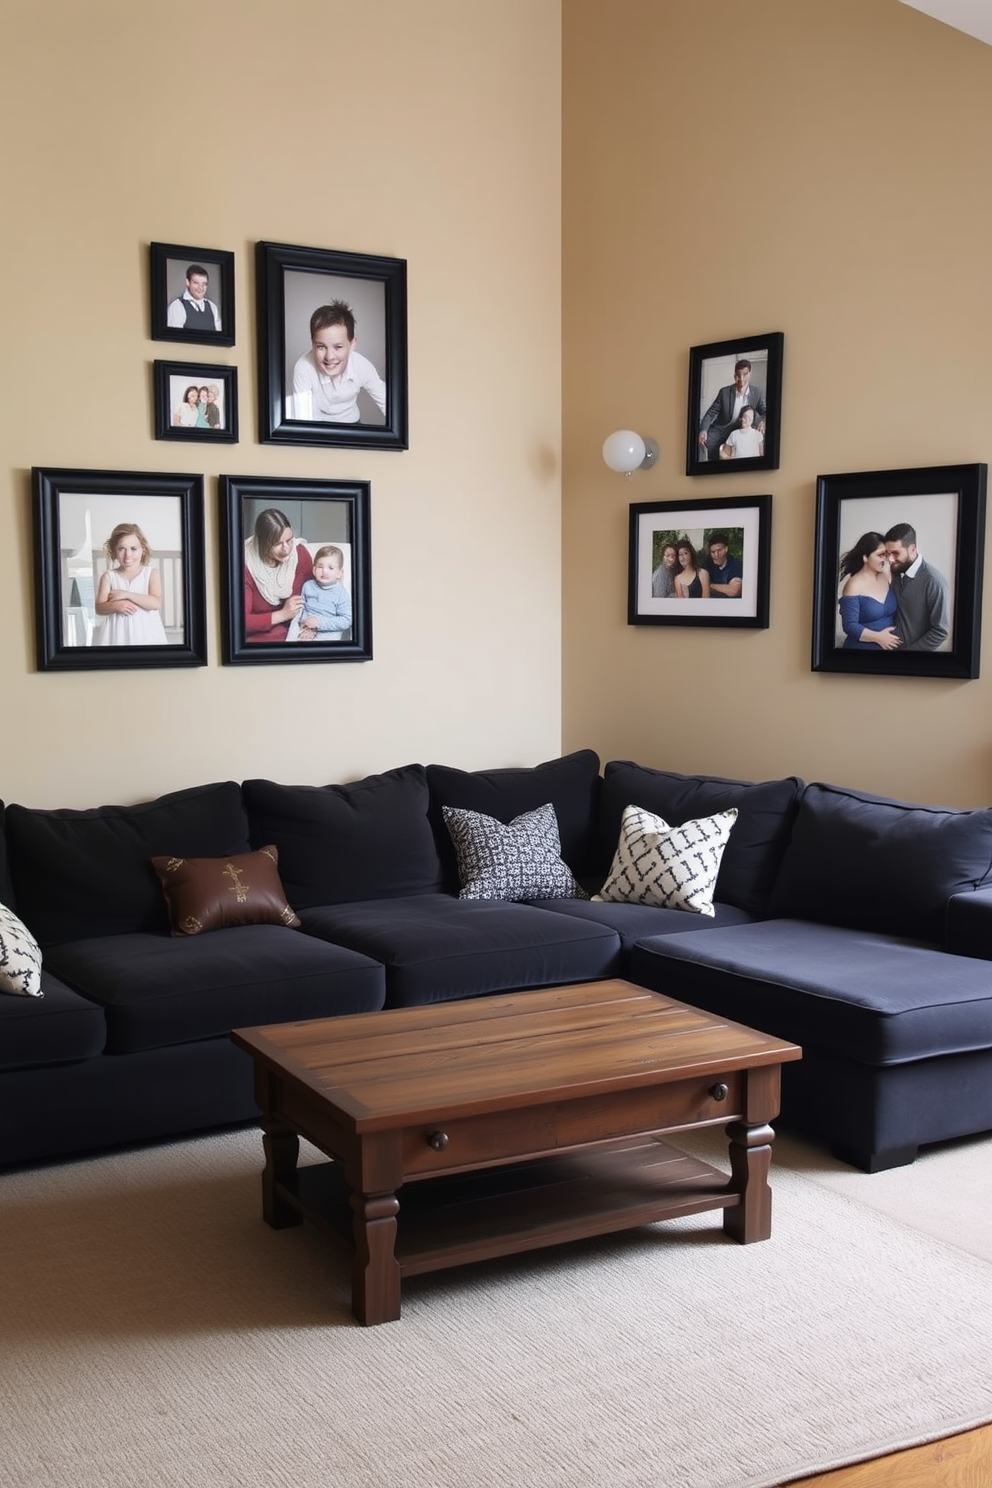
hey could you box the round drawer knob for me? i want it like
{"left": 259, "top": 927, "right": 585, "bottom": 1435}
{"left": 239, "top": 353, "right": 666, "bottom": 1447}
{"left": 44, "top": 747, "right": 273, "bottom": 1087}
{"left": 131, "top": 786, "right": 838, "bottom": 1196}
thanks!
{"left": 427, "top": 1130, "right": 450, "bottom": 1151}
{"left": 709, "top": 1082, "right": 729, "bottom": 1102}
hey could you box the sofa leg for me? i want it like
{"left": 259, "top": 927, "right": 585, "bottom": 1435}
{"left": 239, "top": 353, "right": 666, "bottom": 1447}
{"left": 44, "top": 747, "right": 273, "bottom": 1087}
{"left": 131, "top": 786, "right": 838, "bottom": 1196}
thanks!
{"left": 830, "top": 1141, "right": 919, "bottom": 1173}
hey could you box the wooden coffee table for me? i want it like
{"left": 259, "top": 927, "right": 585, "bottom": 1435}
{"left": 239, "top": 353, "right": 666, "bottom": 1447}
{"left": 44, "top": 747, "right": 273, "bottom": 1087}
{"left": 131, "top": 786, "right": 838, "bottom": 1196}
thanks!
{"left": 233, "top": 979, "right": 801, "bottom": 1325}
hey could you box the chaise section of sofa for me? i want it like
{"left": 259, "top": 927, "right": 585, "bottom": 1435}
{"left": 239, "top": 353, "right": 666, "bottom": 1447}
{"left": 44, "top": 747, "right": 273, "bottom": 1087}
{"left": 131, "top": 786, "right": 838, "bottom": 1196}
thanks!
{"left": 631, "top": 780, "right": 992, "bottom": 1170}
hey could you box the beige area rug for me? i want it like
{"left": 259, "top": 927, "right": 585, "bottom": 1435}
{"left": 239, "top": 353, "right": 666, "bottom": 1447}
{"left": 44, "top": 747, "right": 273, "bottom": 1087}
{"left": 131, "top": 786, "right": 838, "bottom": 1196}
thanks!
{"left": 2, "top": 1124, "right": 991, "bottom": 1488}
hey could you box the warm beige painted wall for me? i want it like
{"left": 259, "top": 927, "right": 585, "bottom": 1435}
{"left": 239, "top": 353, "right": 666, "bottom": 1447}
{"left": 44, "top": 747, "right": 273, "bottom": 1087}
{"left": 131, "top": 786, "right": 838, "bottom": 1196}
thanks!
{"left": 0, "top": 0, "right": 561, "bottom": 808}
{"left": 562, "top": 0, "right": 992, "bottom": 807}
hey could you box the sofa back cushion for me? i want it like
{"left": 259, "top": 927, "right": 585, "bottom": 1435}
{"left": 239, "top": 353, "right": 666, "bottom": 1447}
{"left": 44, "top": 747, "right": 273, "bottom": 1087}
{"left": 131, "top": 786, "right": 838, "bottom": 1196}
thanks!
{"left": 5, "top": 782, "right": 250, "bottom": 947}
{"left": 599, "top": 763, "right": 804, "bottom": 916}
{"left": 426, "top": 750, "right": 602, "bottom": 887}
{"left": 767, "top": 781, "right": 992, "bottom": 942}
{"left": 242, "top": 764, "right": 443, "bottom": 908}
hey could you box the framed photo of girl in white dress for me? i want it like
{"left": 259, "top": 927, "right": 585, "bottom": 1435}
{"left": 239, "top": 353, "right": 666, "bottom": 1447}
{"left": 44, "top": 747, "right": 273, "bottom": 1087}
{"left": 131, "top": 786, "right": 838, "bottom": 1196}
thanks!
{"left": 32, "top": 467, "right": 207, "bottom": 671}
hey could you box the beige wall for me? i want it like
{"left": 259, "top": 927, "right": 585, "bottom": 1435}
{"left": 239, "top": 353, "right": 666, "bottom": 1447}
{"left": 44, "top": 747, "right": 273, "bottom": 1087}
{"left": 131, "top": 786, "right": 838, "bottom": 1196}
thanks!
{"left": 0, "top": 1, "right": 562, "bottom": 808}
{"left": 562, "top": 0, "right": 992, "bottom": 807}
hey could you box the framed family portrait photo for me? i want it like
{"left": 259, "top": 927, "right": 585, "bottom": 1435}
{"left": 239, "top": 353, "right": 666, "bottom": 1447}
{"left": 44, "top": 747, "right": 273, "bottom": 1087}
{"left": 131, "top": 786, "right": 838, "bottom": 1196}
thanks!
{"left": 812, "top": 463, "right": 987, "bottom": 679}
{"left": 255, "top": 240, "right": 408, "bottom": 450}
{"left": 628, "top": 495, "right": 772, "bottom": 628}
{"left": 32, "top": 466, "right": 207, "bottom": 671}
{"left": 220, "top": 474, "right": 372, "bottom": 665}
{"left": 153, "top": 360, "right": 238, "bottom": 443}
{"left": 149, "top": 241, "right": 235, "bottom": 348}
{"left": 686, "top": 331, "right": 784, "bottom": 476}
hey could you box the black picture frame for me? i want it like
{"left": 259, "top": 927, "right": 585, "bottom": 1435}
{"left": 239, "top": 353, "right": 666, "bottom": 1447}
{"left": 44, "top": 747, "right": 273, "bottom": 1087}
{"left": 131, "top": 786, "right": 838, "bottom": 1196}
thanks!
{"left": 153, "top": 360, "right": 239, "bottom": 443}
{"left": 220, "top": 474, "right": 372, "bottom": 664}
{"left": 32, "top": 466, "right": 207, "bottom": 671}
{"left": 628, "top": 495, "right": 772, "bottom": 628}
{"left": 149, "top": 242, "right": 235, "bottom": 347}
{"left": 256, "top": 240, "right": 408, "bottom": 450}
{"left": 686, "top": 331, "right": 784, "bottom": 476}
{"left": 812, "top": 463, "right": 987, "bottom": 679}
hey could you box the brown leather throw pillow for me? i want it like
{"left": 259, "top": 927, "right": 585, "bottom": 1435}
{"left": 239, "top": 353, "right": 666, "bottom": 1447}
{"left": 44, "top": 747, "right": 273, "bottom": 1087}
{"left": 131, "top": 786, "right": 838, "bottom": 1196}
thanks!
{"left": 150, "top": 846, "right": 302, "bottom": 937}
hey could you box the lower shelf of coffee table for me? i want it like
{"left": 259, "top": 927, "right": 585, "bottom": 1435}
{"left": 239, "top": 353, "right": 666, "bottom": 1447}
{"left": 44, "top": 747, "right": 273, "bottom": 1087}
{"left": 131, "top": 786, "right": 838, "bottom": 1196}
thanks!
{"left": 279, "top": 1134, "right": 738, "bottom": 1277}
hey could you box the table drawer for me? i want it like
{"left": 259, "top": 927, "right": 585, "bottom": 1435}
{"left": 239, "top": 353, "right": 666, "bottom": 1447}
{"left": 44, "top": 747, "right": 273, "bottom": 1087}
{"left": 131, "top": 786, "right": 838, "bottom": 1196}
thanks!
{"left": 401, "top": 1073, "right": 742, "bottom": 1176}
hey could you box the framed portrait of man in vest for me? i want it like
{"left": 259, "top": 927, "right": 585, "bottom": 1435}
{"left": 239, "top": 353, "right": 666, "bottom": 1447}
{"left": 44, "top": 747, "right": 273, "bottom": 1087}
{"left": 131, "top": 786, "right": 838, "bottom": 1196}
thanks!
{"left": 150, "top": 241, "right": 235, "bottom": 349}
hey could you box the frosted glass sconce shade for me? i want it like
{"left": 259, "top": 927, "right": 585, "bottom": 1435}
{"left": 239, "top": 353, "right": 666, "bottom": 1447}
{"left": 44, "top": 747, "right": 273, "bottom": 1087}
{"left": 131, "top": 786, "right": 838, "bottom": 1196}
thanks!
{"left": 602, "top": 430, "right": 659, "bottom": 475}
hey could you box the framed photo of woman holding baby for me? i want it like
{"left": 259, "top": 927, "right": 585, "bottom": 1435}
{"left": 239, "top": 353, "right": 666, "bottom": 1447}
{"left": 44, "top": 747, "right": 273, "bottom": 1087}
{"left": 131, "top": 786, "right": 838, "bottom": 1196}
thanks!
{"left": 219, "top": 473, "right": 372, "bottom": 665}
{"left": 255, "top": 241, "right": 408, "bottom": 451}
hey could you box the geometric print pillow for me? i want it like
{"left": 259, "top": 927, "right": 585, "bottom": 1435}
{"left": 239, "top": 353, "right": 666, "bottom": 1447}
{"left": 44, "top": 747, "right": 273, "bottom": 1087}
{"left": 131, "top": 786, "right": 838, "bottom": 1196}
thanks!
{"left": 442, "top": 802, "right": 588, "bottom": 902}
{"left": 593, "top": 804, "right": 738, "bottom": 917}
{"left": 0, "top": 900, "right": 44, "bottom": 997}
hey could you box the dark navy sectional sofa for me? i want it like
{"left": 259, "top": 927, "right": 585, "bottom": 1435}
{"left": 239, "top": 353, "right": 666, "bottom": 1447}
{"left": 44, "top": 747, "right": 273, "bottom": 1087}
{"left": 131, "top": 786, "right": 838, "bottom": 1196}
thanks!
{"left": 2, "top": 750, "right": 990, "bottom": 1172}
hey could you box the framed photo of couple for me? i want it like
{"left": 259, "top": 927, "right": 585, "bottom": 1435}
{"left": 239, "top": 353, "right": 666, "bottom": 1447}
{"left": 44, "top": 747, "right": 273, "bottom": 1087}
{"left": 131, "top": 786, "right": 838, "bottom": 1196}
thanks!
{"left": 220, "top": 474, "right": 372, "bottom": 665}
{"left": 255, "top": 240, "right": 408, "bottom": 450}
{"left": 811, "top": 463, "right": 987, "bottom": 679}
{"left": 628, "top": 496, "right": 772, "bottom": 629}
{"left": 686, "top": 331, "right": 784, "bottom": 476}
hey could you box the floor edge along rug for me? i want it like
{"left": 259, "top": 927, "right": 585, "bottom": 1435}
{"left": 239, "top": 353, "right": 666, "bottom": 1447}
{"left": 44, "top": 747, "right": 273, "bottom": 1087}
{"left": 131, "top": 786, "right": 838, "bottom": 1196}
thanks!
{"left": 1, "top": 1126, "right": 991, "bottom": 1488}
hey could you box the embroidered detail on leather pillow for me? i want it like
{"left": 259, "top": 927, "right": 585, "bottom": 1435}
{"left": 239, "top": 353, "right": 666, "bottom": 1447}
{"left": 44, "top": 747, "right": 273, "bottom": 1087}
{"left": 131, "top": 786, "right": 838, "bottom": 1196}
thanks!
{"left": 150, "top": 846, "right": 302, "bottom": 936}
{"left": 593, "top": 804, "right": 738, "bottom": 917}
{"left": 0, "top": 901, "right": 43, "bottom": 997}
{"left": 442, "top": 802, "right": 589, "bottom": 902}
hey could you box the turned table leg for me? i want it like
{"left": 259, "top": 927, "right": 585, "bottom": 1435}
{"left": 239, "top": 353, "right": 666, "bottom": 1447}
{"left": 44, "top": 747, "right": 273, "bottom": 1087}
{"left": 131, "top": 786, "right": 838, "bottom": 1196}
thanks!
{"left": 350, "top": 1188, "right": 402, "bottom": 1325}
{"left": 723, "top": 1119, "right": 775, "bottom": 1243}
{"left": 260, "top": 1119, "right": 303, "bottom": 1229}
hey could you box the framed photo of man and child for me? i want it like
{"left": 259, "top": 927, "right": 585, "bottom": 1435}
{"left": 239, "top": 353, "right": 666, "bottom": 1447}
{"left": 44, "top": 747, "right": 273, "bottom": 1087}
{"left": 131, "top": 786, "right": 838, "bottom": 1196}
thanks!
{"left": 32, "top": 466, "right": 207, "bottom": 671}
{"left": 220, "top": 474, "right": 372, "bottom": 665}
{"left": 628, "top": 495, "right": 772, "bottom": 629}
{"left": 153, "top": 360, "right": 239, "bottom": 443}
{"left": 812, "top": 463, "right": 987, "bottom": 679}
{"left": 686, "top": 332, "right": 784, "bottom": 477}
{"left": 255, "top": 241, "right": 408, "bottom": 451}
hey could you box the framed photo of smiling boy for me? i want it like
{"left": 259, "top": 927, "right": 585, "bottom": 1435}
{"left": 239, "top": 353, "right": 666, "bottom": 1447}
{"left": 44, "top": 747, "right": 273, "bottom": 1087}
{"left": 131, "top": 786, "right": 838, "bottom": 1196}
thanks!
{"left": 255, "top": 241, "right": 408, "bottom": 450}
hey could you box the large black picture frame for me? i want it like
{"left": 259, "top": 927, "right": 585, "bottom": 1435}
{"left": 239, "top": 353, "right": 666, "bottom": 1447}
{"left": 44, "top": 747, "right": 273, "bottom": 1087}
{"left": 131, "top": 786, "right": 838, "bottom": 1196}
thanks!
{"left": 32, "top": 466, "right": 207, "bottom": 671}
{"left": 628, "top": 495, "right": 772, "bottom": 628}
{"left": 256, "top": 240, "right": 408, "bottom": 450}
{"left": 812, "top": 463, "right": 987, "bottom": 679}
{"left": 220, "top": 473, "right": 372, "bottom": 665}
{"left": 686, "top": 331, "right": 784, "bottom": 476}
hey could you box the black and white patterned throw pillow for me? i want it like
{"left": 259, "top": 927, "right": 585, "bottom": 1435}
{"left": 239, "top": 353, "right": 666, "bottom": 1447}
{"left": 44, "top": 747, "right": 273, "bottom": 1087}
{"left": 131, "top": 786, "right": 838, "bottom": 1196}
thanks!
{"left": 442, "top": 802, "right": 588, "bottom": 902}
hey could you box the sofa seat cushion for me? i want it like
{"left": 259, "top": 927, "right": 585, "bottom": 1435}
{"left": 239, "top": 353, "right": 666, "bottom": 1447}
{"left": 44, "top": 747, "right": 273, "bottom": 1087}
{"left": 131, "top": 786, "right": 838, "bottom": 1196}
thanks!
{"left": 6, "top": 782, "right": 251, "bottom": 947}
{"left": 242, "top": 766, "right": 443, "bottom": 908}
{"left": 0, "top": 971, "right": 106, "bottom": 1072}
{"left": 630, "top": 920, "right": 992, "bottom": 1066}
{"left": 297, "top": 894, "right": 620, "bottom": 1008}
{"left": 600, "top": 763, "right": 803, "bottom": 916}
{"left": 767, "top": 782, "right": 992, "bottom": 942}
{"left": 43, "top": 928, "right": 385, "bottom": 1055}
{"left": 427, "top": 750, "right": 602, "bottom": 886}
{"left": 533, "top": 897, "right": 755, "bottom": 952}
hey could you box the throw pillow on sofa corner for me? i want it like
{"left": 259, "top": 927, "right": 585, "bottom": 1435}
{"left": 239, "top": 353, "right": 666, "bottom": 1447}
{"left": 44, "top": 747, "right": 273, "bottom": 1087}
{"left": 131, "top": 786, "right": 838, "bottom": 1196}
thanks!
{"left": 0, "top": 901, "right": 44, "bottom": 997}
{"left": 594, "top": 804, "right": 738, "bottom": 917}
{"left": 442, "top": 802, "right": 589, "bottom": 903}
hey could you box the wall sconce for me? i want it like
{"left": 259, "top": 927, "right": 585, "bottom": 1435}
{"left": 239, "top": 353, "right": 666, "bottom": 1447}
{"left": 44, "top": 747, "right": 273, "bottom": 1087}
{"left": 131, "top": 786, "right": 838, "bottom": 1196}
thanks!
{"left": 602, "top": 430, "right": 659, "bottom": 476}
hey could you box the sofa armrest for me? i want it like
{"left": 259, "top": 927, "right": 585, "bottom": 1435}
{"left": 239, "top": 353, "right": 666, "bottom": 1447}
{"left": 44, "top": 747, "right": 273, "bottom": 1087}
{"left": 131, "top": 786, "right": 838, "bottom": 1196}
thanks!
{"left": 946, "top": 887, "right": 992, "bottom": 960}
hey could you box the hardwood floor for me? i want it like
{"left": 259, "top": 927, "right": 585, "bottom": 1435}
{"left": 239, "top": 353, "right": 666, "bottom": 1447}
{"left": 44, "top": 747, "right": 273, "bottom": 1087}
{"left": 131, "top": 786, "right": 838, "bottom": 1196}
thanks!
{"left": 789, "top": 1423, "right": 992, "bottom": 1485}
